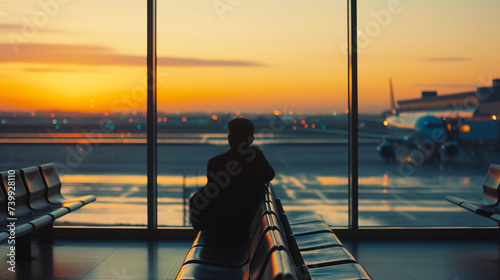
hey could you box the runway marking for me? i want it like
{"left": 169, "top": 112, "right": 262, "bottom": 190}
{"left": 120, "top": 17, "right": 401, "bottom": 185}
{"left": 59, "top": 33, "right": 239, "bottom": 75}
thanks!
{"left": 288, "top": 176, "right": 306, "bottom": 190}
{"left": 397, "top": 211, "right": 417, "bottom": 220}
{"left": 314, "top": 190, "right": 329, "bottom": 202}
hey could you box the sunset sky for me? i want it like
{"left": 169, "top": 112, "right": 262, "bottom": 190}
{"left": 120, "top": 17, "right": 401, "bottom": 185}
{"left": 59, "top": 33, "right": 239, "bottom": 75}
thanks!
{"left": 1, "top": 0, "right": 499, "bottom": 114}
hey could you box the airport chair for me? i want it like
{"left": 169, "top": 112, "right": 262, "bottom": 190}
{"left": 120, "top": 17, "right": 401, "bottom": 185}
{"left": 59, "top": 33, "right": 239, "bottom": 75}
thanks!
{"left": 185, "top": 212, "right": 277, "bottom": 267}
{"left": 248, "top": 230, "right": 290, "bottom": 280}
{"left": 491, "top": 213, "right": 500, "bottom": 224}
{"left": 279, "top": 211, "right": 360, "bottom": 278}
{"left": 175, "top": 261, "right": 247, "bottom": 280}
{"left": 0, "top": 171, "right": 60, "bottom": 224}
{"left": 278, "top": 207, "right": 343, "bottom": 251}
{"left": 20, "top": 166, "right": 77, "bottom": 214}
{"left": 275, "top": 197, "right": 325, "bottom": 225}
{"left": 0, "top": 177, "right": 52, "bottom": 231}
{"left": 445, "top": 164, "right": 500, "bottom": 212}
{"left": 307, "top": 262, "right": 372, "bottom": 280}
{"left": 256, "top": 249, "right": 299, "bottom": 280}
{"left": 0, "top": 180, "right": 53, "bottom": 259}
{"left": 39, "top": 162, "right": 96, "bottom": 206}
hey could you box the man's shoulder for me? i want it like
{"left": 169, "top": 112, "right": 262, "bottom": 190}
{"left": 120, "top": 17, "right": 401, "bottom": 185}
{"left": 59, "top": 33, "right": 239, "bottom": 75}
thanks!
{"left": 208, "top": 150, "right": 233, "bottom": 165}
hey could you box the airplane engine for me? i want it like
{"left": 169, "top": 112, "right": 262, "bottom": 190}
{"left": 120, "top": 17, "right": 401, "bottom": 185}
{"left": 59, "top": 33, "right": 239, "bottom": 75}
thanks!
{"left": 377, "top": 141, "right": 395, "bottom": 161}
{"left": 441, "top": 141, "right": 459, "bottom": 158}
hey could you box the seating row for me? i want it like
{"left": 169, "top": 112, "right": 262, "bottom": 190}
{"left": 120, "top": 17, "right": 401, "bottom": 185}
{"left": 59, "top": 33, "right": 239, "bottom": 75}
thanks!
{"left": 0, "top": 162, "right": 96, "bottom": 259}
{"left": 446, "top": 164, "right": 500, "bottom": 237}
{"left": 175, "top": 184, "right": 371, "bottom": 280}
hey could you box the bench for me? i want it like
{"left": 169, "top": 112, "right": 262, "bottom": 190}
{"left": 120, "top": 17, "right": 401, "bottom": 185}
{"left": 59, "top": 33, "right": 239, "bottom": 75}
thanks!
{"left": 0, "top": 163, "right": 96, "bottom": 259}
{"left": 446, "top": 164, "right": 500, "bottom": 237}
{"left": 175, "top": 184, "right": 372, "bottom": 280}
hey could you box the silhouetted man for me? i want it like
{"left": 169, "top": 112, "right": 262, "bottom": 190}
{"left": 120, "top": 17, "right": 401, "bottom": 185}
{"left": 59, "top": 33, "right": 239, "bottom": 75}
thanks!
{"left": 190, "top": 117, "right": 274, "bottom": 243}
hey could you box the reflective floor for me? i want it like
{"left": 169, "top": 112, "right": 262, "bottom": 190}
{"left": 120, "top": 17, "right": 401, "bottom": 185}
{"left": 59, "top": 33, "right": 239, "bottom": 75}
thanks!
{"left": 0, "top": 237, "right": 499, "bottom": 280}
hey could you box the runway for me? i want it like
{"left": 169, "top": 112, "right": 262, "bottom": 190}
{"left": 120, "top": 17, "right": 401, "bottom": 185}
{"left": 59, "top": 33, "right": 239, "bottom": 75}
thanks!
{"left": 0, "top": 140, "right": 498, "bottom": 228}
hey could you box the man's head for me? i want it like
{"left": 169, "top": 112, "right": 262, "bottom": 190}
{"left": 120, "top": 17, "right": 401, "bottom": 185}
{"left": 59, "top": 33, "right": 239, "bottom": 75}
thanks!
{"left": 227, "top": 118, "right": 254, "bottom": 150}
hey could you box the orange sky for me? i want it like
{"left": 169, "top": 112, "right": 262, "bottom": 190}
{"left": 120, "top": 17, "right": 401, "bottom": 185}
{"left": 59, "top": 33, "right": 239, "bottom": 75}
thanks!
{"left": 1, "top": 0, "right": 499, "bottom": 114}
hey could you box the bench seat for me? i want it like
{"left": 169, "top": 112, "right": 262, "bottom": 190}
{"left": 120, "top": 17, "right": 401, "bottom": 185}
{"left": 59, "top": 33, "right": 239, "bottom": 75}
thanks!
{"left": 176, "top": 184, "right": 372, "bottom": 280}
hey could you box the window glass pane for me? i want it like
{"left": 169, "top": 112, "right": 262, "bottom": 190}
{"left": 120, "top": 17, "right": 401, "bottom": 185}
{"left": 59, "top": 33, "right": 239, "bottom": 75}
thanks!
{"left": 0, "top": 0, "right": 147, "bottom": 227}
{"left": 157, "top": 1, "right": 348, "bottom": 227}
{"left": 358, "top": 0, "right": 500, "bottom": 227}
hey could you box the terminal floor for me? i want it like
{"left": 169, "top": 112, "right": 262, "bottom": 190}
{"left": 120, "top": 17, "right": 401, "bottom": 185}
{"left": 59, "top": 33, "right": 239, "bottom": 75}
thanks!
{"left": 1, "top": 238, "right": 499, "bottom": 280}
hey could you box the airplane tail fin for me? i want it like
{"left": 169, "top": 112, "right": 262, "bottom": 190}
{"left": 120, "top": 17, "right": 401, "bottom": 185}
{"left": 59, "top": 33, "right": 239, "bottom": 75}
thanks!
{"left": 389, "top": 78, "right": 399, "bottom": 116}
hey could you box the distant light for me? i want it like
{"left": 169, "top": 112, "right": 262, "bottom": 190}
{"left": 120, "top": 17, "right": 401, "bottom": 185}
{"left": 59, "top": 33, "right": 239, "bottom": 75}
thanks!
{"left": 344, "top": 108, "right": 349, "bottom": 114}
{"left": 460, "top": 124, "right": 470, "bottom": 133}
{"left": 107, "top": 119, "right": 112, "bottom": 124}
{"left": 182, "top": 117, "right": 187, "bottom": 122}
{"left": 50, "top": 113, "right": 55, "bottom": 118}
{"left": 406, "top": 157, "right": 411, "bottom": 162}
{"left": 1, "top": 119, "right": 5, "bottom": 124}
{"left": 300, "top": 120, "right": 306, "bottom": 125}
{"left": 288, "top": 111, "right": 293, "bottom": 115}
{"left": 382, "top": 189, "right": 387, "bottom": 194}
{"left": 304, "top": 124, "right": 309, "bottom": 128}
{"left": 311, "top": 124, "right": 316, "bottom": 129}
{"left": 30, "top": 111, "right": 36, "bottom": 117}
{"left": 292, "top": 126, "right": 297, "bottom": 130}
{"left": 132, "top": 111, "right": 137, "bottom": 116}
{"left": 321, "top": 125, "right": 326, "bottom": 130}
{"left": 55, "top": 124, "right": 60, "bottom": 130}
{"left": 492, "top": 115, "right": 497, "bottom": 120}
{"left": 223, "top": 124, "right": 228, "bottom": 130}
{"left": 63, "top": 119, "right": 68, "bottom": 124}
{"left": 293, "top": 119, "right": 297, "bottom": 124}
{"left": 332, "top": 111, "right": 337, "bottom": 117}
{"left": 136, "top": 124, "right": 142, "bottom": 130}
{"left": 104, "top": 112, "right": 109, "bottom": 117}
{"left": 157, "top": 117, "right": 162, "bottom": 123}
{"left": 212, "top": 114, "right": 218, "bottom": 121}
{"left": 109, "top": 124, "right": 115, "bottom": 130}
{"left": 163, "top": 117, "right": 167, "bottom": 122}
{"left": 52, "top": 119, "right": 57, "bottom": 124}
{"left": 383, "top": 120, "right": 389, "bottom": 126}
{"left": 274, "top": 110, "right": 281, "bottom": 116}
{"left": 129, "top": 118, "right": 134, "bottom": 123}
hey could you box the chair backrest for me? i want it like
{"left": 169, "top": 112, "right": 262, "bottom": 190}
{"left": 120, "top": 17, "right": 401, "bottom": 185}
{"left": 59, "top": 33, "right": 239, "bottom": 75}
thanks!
{"left": 483, "top": 164, "right": 500, "bottom": 204}
{"left": 0, "top": 171, "right": 34, "bottom": 216}
{"left": 0, "top": 178, "right": 9, "bottom": 222}
{"left": 21, "top": 166, "right": 51, "bottom": 210}
{"left": 38, "top": 163, "right": 62, "bottom": 203}
{"left": 260, "top": 250, "right": 299, "bottom": 280}
{"left": 249, "top": 229, "right": 288, "bottom": 280}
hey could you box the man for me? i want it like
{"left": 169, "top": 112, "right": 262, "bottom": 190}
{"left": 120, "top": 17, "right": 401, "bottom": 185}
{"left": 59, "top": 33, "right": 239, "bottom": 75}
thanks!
{"left": 190, "top": 117, "right": 274, "bottom": 242}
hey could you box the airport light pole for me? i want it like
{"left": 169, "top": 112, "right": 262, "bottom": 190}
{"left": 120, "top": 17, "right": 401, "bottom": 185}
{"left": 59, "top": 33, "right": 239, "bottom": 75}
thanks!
{"left": 147, "top": 0, "right": 158, "bottom": 230}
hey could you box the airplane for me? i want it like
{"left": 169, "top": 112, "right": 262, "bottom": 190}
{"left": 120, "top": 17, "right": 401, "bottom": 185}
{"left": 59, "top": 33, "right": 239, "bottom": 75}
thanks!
{"left": 300, "top": 79, "right": 463, "bottom": 162}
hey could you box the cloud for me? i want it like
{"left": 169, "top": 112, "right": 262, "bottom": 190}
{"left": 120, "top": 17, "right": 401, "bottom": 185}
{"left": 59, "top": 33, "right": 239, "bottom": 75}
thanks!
{"left": 0, "top": 43, "right": 265, "bottom": 67}
{"left": 0, "top": 24, "right": 19, "bottom": 31}
{"left": 412, "top": 83, "right": 476, "bottom": 89}
{"left": 23, "top": 67, "right": 101, "bottom": 73}
{"left": 425, "top": 57, "right": 471, "bottom": 62}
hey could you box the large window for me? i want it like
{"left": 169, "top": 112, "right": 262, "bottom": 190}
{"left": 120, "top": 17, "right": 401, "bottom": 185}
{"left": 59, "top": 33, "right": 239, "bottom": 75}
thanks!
{"left": 358, "top": 0, "right": 500, "bottom": 227}
{"left": 0, "top": 0, "right": 147, "bottom": 226}
{"left": 1, "top": 0, "right": 498, "bottom": 229}
{"left": 157, "top": 1, "right": 349, "bottom": 227}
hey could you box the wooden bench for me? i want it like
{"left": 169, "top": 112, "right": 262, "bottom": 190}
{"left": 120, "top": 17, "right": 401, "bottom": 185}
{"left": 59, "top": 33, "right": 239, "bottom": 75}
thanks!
{"left": 0, "top": 163, "right": 96, "bottom": 259}
{"left": 175, "top": 185, "right": 372, "bottom": 280}
{"left": 446, "top": 164, "right": 500, "bottom": 238}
